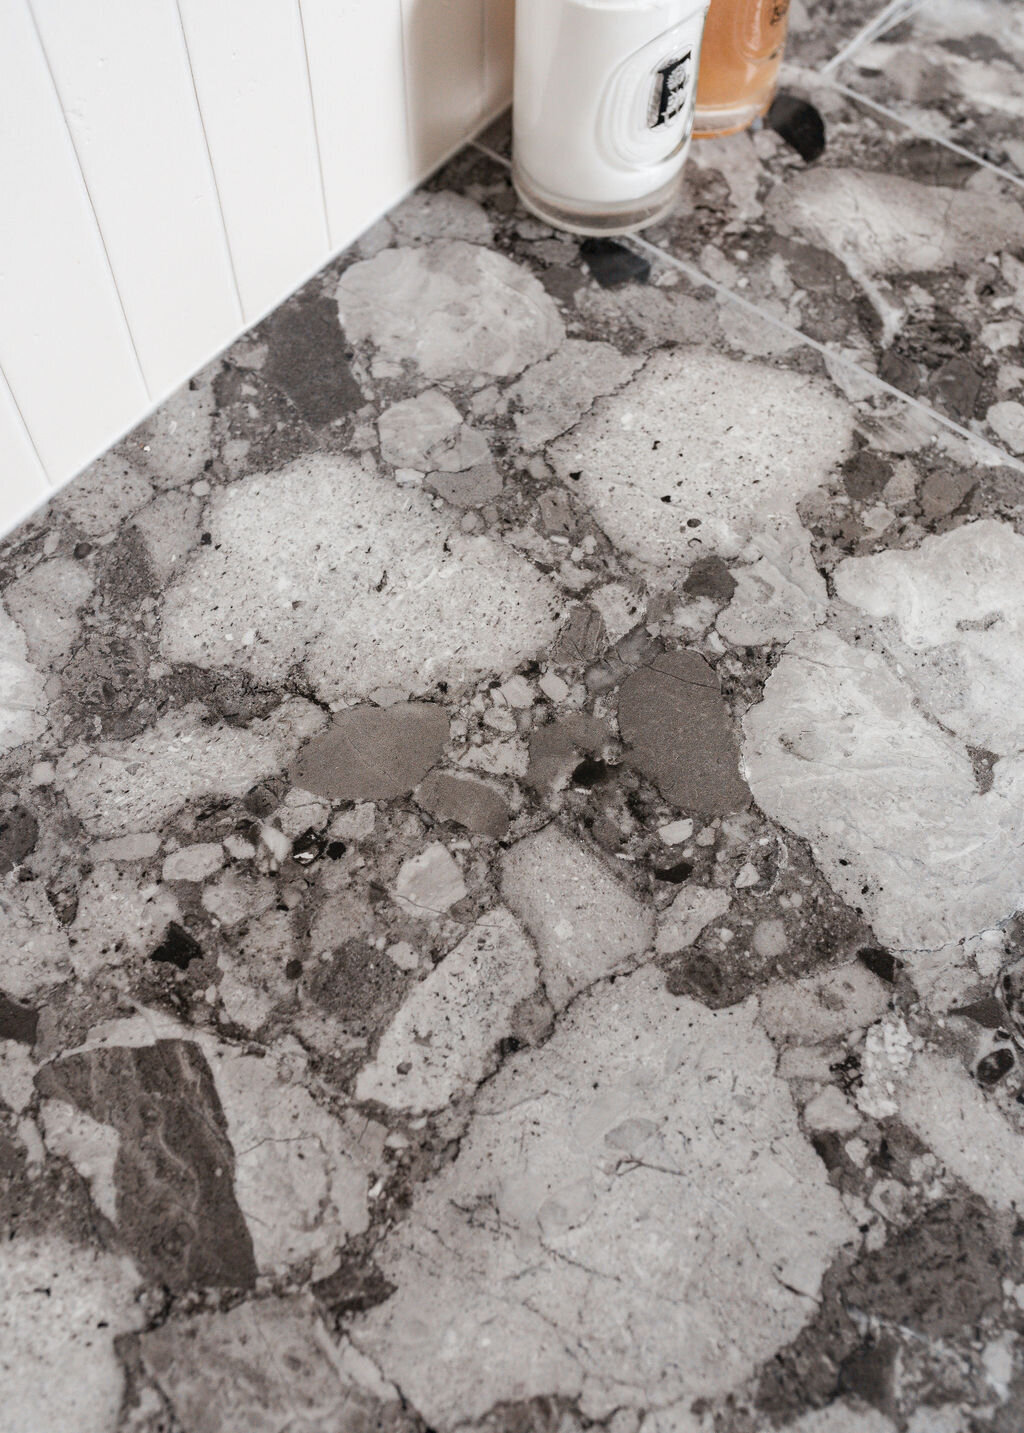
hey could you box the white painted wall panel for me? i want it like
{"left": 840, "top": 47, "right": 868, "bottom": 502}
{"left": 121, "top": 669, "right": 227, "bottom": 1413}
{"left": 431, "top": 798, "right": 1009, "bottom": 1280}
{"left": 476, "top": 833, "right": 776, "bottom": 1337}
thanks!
{"left": 403, "top": 0, "right": 486, "bottom": 174}
{"left": 0, "top": 375, "right": 50, "bottom": 538}
{"left": 301, "top": 0, "right": 413, "bottom": 250}
{"left": 177, "top": 0, "right": 330, "bottom": 321}
{"left": 30, "top": 0, "right": 243, "bottom": 396}
{"left": 482, "top": 0, "right": 515, "bottom": 124}
{"left": 0, "top": 0, "right": 517, "bottom": 542}
{"left": 0, "top": 1, "right": 149, "bottom": 479}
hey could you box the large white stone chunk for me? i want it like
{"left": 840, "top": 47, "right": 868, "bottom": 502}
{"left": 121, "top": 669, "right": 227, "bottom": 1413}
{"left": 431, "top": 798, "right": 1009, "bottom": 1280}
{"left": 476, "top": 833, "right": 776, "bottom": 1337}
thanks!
{"left": 718, "top": 516, "right": 828, "bottom": 647}
{"left": 160, "top": 455, "right": 560, "bottom": 703}
{"left": 501, "top": 824, "right": 654, "bottom": 1009}
{"left": 548, "top": 349, "right": 853, "bottom": 578}
{"left": 356, "top": 908, "right": 540, "bottom": 1112}
{"left": 0, "top": 603, "right": 47, "bottom": 758}
{"left": 743, "top": 628, "right": 1024, "bottom": 950}
{"left": 0, "top": 875, "right": 72, "bottom": 999}
{"left": 833, "top": 519, "right": 1024, "bottom": 755}
{"left": 766, "top": 168, "right": 1023, "bottom": 277}
{"left": 351, "top": 966, "right": 854, "bottom": 1426}
{"left": 0, "top": 1235, "right": 143, "bottom": 1433}
{"left": 56, "top": 698, "right": 325, "bottom": 837}
{"left": 336, "top": 240, "right": 564, "bottom": 380}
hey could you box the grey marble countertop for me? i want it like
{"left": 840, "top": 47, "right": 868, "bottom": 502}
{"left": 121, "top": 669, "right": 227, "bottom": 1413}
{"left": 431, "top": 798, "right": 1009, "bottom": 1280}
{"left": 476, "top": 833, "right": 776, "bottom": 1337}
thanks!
{"left": 2, "top": 3, "right": 1024, "bottom": 1431}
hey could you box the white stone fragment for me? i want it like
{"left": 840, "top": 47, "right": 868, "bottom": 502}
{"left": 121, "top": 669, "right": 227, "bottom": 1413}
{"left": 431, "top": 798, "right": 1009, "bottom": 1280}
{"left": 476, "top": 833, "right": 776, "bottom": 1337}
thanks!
{"left": 0, "top": 876, "right": 72, "bottom": 998}
{"left": 0, "top": 603, "right": 47, "bottom": 758}
{"left": 388, "top": 189, "right": 494, "bottom": 246}
{"left": 0, "top": 1043, "right": 37, "bottom": 1113}
{"left": 161, "top": 842, "right": 225, "bottom": 883}
{"left": 356, "top": 909, "right": 539, "bottom": 1112}
{"left": 132, "top": 490, "right": 202, "bottom": 579}
{"left": 378, "top": 390, "right": 463, "bottom": 468}
{"left": 128, "top": 368, "right": 216, "bottom": 488}
{"left": 734, "top": 862, "right": 760, "bottom": 888}
{"left": 899, "top": 1050, "right": 1024, "bottom": 1213}
{"left": 590, "top": 582, "right": 646, "bottom": 641}
{"left": 39, "top": 1100, "right": 120, "bottom": 1222}
{"left": 336, "top": 240, "right": 564, "bottom": 381}
{"left": 351, "top": 967, "right": 854, "bottom": 1426}
{"left": 392, "top": 843, "right": 468, "bottom": 920}
{"left": 539, "top": 671, "right": 571, "bottom": 702}
{"left": 832, "top": 520, "right": 1024, "bottom": 755}
{"left": 549, "top": 349, "right": 853, "bottom": 581}
{"left": 329, "top": 804, "right": 377, "bottom": 841}
{"left": 68, "top": 864, "right": 180, "bottom": 980}
{"left": 857, "top": 1016, "right": 914, "bottom": 1120}
{"left": 501, "top": 825, "right": 654, "bottom": 1009}
{"left": 3, "top": 558, "right": 93, "bottom": 671}
{"left": 206, "top": 1044, "right": 371, "bottom": 1278}
{"left": 0, "top": 1235, "right": 143, "bottom": 1433}
{"left": 386, "top": 941, "right": 418, "bottom": 971}
{"left": 56, "top": 698, "right": 325, "bottom": 838}
{"left": 498, "top": 674, "right": 534, "bottom": 708}
{"left": 718, "top": 517, "right": 828, "bottom": 647}
{"left": 781, "top": 1403, "right": 896, "bottom": 1433}
{"left": 655, "top": 885, "right": 731, "bottom": 956}
{"left": 767, "top": 168, "right": 1023, "bottom": 277}
{"left": 160, "top": 454, "right": 560, "bottom": 703}
{"left": 759, "top": 963, "right": 890, "bottom": 1047}
{"left": 509, "top": 339, "right": 642, "bottom": 450}
{"left": 657, "top": 819, "right": 694, "bottom": 845}
{"left": 803, "top": 1086, "right": 862, "bottom": 1135}
{"left": 743, "top": 627, "right": 1024, "bottom": 951}
{"left": 991, "top": 398, "right": 1024, "bottom": 452}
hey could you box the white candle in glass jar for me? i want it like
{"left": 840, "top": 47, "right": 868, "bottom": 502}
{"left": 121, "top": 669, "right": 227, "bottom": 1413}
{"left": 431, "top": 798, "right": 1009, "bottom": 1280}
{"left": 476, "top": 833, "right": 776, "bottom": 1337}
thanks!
{"left": 513, "top": 0, "right": 711, "bottom": 235}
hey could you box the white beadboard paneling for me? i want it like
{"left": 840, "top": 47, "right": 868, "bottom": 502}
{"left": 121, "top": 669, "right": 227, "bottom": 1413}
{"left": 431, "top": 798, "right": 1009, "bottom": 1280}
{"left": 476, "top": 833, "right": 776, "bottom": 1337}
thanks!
{"left": 403, "top": 0, "right": 486, "bottom": 174}
{"left": 0, "top": 1, "right": 148, "bottom": 483}
{"left": 301, "top": 0, "right": 413, "bottom": 249}
{"left": 30, "top": 0, "right": 243, "bottom": 397}
{"left": 0, "top": 373, "right": 50, "bottom": 539}
{"left": 177, "top": 0, "right": 329, "bottom": 321}
{"left": 482, "top": 0, "right": 515, "bottom": 122}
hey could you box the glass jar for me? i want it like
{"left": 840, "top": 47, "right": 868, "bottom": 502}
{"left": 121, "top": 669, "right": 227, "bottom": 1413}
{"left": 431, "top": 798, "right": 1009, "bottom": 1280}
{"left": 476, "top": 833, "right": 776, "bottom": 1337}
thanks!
{"left": 693, "top": 0, "right": 791, "bottom": 137}
{"left": 513, "top": 0, "right": 712, "bottom": 236}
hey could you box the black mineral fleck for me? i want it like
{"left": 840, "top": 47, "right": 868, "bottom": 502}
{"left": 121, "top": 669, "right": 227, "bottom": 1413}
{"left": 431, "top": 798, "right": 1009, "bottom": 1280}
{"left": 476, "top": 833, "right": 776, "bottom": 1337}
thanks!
{"left": 767, "top": 94, "right": 826, "bottom": 162}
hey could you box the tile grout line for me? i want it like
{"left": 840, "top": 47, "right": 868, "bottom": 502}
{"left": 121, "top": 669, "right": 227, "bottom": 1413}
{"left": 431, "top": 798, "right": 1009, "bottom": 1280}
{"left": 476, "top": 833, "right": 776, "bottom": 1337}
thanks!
{"left": 469, "top": 137, "right": 1024, "bottom": 477}
{"left": 818, "top": 0, "right": 928, "bottom": 77}
{"left": 296, "top": 0, "right": 334, "bottom": 252}
{"left": 824, "top": 79, "right": 1024, "bottom": 194}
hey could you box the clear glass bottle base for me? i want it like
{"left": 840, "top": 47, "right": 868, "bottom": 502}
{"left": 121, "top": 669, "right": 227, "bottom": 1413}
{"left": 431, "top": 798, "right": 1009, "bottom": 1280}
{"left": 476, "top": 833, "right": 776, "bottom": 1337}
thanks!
{"left": 512, "top": 156, "right": 686, "bottom": 237}
{"left": 692, "top": 93, "right": 774, "bottom": 138}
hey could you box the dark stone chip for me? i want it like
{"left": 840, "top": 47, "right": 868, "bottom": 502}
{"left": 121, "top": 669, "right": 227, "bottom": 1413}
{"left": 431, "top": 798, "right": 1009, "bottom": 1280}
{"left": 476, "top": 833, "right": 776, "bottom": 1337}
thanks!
{"left": 653, "top": 860, "right": 694, "bottom": 884}
{"left": 291, "top": 828, "right": 324, "bottom": 866}
{"left": 838, "top": 1338, "right": 898, "bottom": 1417}
{"left": 952, "top": 994, "right": 1007, "bottom": 1029}
{"left": 579, "top": 238, "right": 651, "bottom": 288}
{"left": 976, "top": 1047, "right": 1015, "bottom": 1086}
{"left": 265, "top": 291, "right": 363, "bottom": 427}
{"left": 683, "top": 555, "right": 737, "bottom": 603}
{"left": 326, "top": 840, "right": 347, "bottom": 859}
{"left": 857, "top": 947, "right": 901, "bottom": 984}
{"left": 0, "top": 991, "right": 38, "bottom": 1045}
{"left": 571, "top": 757, "right": 610, "bottom": 788}
{"left": 767, "top": 94, "right": 826, "bottom": 162}
{"left": 73, "top": 541, "right": 93, "bottom": 559}
{"left": 151, "top": 922, "right": 204, "bottom": 970}
{"left": 284, "top": 958, "right": 304, "bottom": 980}
{"left": 0, "top": 805, "right": 38, "bottom": 875}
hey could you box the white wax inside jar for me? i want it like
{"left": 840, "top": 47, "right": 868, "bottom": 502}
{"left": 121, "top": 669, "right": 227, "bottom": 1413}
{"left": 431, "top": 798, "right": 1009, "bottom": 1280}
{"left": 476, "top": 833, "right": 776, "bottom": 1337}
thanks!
{"left": 514, "top": 0, "right": 710, "bottom": 208}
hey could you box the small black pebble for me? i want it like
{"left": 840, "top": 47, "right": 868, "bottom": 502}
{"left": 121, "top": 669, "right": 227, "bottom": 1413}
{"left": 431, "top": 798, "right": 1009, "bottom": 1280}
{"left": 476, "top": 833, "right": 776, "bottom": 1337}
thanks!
{"left": 284, "top": 958, "right": 304, "bottom": 980}
{"left": 326, "top": 840, "right": 347, "bottom": 859}
{"left": 73, "top": 542, "right": 93, "bottom": 559}
{"left": 653, "top": 860, "right": 694, "bottom": 884}
{"left": 572, "top": 757, "right": 609, "bottom": 788}
{"left": 857, "top": 947, "right": 902, "bottom": 984}
{"left": 579, "top": 238, "right": 651, "bottom": 288}
{"left": 151, "top": 922, "right": 203, "bottom": 971}
{"left": 291, "top": 828, "right": 324, "bottom": 866}
{"left": 200, "top": 531, "right": 212, "bottom": 545}
{"left": 976, "top": 1047, "right": 1015, "bottom": 1085}
{"left": 767, "top": 93, "right": 826, "bottom": 162}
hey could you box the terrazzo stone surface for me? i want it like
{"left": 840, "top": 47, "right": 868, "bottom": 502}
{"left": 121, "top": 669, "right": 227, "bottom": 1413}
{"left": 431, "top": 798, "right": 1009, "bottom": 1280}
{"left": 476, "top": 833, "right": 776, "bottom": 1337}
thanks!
{"left": 3, "top": 8, "right": 1024, "bottom": 1430}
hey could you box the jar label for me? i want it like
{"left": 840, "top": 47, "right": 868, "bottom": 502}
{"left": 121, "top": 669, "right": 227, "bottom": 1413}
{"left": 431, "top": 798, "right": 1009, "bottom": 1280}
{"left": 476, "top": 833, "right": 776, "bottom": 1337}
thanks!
{"left": 649, "top": 52, "right": 694, "bottom": 129}
{"left": 735, "top": 0, "right": 791, "bottom": 64}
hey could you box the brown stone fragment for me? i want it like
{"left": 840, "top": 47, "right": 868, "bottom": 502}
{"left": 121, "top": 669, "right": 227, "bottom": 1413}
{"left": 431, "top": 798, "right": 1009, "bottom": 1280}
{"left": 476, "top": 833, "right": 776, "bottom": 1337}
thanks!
{"left": 617, "top": 649, "right": 748, "bottom": 814}
{"left": 526, "top": 715, "right": 609, "bottom": 793}
{"left": 415, "top": 771, "right": 509, "bottom": 839}
{"left": 290, "top": 703, "right": 448, "bottom": 800}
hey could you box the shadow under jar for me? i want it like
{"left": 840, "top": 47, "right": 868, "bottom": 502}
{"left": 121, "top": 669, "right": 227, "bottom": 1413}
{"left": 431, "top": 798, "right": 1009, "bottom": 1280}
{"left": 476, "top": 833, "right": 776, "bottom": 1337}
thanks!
{"left": 693, "top": 0, "right": 791, "bottom": 136}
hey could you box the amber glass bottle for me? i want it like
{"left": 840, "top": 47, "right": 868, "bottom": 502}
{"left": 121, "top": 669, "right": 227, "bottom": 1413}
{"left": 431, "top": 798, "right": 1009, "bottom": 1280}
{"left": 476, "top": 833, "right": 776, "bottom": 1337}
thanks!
{"left": 693, "top": 0, "right": 791, "bottom": 136}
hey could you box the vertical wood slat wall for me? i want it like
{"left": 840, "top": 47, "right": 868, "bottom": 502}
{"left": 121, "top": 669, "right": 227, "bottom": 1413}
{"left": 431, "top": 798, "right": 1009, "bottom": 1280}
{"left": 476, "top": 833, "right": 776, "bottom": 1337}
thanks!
{"left": 0, "top": 0, "right": 515, "bottom": 539}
